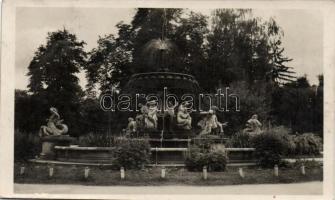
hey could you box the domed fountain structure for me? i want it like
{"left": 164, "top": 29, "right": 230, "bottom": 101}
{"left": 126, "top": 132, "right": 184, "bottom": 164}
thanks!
{"left": 118, "top": 13, "right": 204, "bottom": 164}
{"left": 122, "top": 38, "right": 201, "bottom": 138}
{"left": 124, "top": 38, "right": 200, "bottom": 95}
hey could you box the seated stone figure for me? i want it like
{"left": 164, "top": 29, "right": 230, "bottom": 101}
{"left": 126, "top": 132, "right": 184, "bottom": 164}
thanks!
{"left": 39, "top": 107, "right": 68, "bottom": 137}
{"left": 208, "top": 108, "right": 228, "bottom": 134}
{"left": 136, "top": 100, "right": 158, "bottom": 130}
{"left": 243, "top": 114, "right": 262, "bottom": 136}
{"left": 135, "top": 103, "right": 148, "bottom": 131}
{"left": 126, "top": 117, "right": 137, "bottom": 136}
{"left": 198, "top": 109, "right": 228, "bottom": 135}
{"left": 176, "top": 101, "right": 192, "bottom": 130}
{"left": 146, "top": 100, "right": 159, "bottom": 129}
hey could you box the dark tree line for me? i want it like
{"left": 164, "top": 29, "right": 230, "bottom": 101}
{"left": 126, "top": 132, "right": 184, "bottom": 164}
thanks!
{"left": 15, "top": 9, "right": 323, "bottom": 136}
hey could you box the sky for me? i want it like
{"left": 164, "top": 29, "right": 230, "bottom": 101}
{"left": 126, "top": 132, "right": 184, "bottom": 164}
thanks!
{"left": 15, "top": 7, "right": 323, "bottom": 90}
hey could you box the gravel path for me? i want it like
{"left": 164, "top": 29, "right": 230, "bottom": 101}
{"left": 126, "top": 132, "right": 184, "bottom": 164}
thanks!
{"left": 14, "top": 181, "right": 322, "bottom": 195}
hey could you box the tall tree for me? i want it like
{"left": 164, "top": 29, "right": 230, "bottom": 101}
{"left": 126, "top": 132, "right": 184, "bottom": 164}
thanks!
{"left": 26, "top": 29, "right": 87, "bottom": 136}
{"left": 173, "top": 11, "right": 209, "bottom": 83}
{"left": 270, "top": 75, "right": 323, "bottom": 133}
{"left": 206, "top": 9, "right": 295, "bottom": 91}
{"left": 86, "top": 23, "right": 135, "bottom": 93}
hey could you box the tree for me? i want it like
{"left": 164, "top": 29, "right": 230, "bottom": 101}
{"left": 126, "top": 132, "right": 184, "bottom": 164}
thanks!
{"left": 221, "top": 80, "right": 272, "bottom": 134}
{"left": 313, "top": 75, "right": 323, "bottom": 136}
{"left": 173, "top": 11, "right": 209, "bottom": 84}
{"left": 86, "top": 23, "right": 134, "bottom": 93}
{"left": 26, "top": 29, "right": 87, "bottom": 136}
{"left": 270, "top": 76, "right": 322, "bottom": 133}
{"left": 206, "top": 9, "right": 295, "bottom": 91}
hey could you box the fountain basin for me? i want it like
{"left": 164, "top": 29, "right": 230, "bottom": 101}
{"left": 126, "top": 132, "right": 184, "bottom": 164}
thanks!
{"left": 52, "top": 145, "right": 256, "bottom": 165}
{"left": 54, "top": 146, "right": 116, "bottom": 164}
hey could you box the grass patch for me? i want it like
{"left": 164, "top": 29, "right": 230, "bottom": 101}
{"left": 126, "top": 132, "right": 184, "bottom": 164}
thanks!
{"left": 14, "top": 162, "right": 323, "bottom": 186}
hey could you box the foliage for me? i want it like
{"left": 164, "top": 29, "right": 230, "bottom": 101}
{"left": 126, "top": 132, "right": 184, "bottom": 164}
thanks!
{"left": 85, "top": 8, "right": 294, "bottom": 94}
{"left": 185, "top": 145, "right": 227, "bottom": 172}
{"left": 15, "top": 90, "right": 45, "bottom": 132}
{"left": 78, "top": 132, "right": 115, "bottom": 147}
{"left": 219, "top": 81, "right": 272, "bottom": 134}
{"left": 266, "top": 126, "right": 296, "bottom": 155}
{"left": 14, "top": 130, "right": 41, "bottom": 161}
{"left": 206, "top": 9, "right": 294, "bottom": 90}
{"left": 226, "top": 131, "right": 252, "bottom": 148}
{"left": 251, "top": 126, "right": 322, "bottom": 167}
{"left": 19, "top": 8, "right": 323, "bottom": 138}
{"left": 113, "top": 139, "right": 151, "bottom": 169}
{"left": 252, "top": 131, "right": 288, "bottom": 168}
{"left": 280, "top": 133, "right": 296, "bottom": 156}
{"left": 80, "top": 97, "right": 111, "bottom": 133}
{"left": 264, "top": 126, "right": 295, "bottom": 152}
{"left": 271, "top": 75, "right": 323, "bottom": 134}
{"left": 86, "top": 30, "right": 134, "bottom": 92}
{"left": 193, "top": 135, "right": 219, "bottom": 150}
{"left": 294, "top": 133, "right": 322, "bottom": 155}
{"left": 26, "top": 29, "right": 87, "bottom": 136}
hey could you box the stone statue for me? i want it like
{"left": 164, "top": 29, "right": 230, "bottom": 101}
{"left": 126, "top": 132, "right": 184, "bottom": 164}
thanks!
{"left": 208, "top": 108, "right": 228, "bottom": 134}
{"left": 146, "top": 100, "right": 158, "bottom": 129}
{"left": 197, "top": 112, "right": 212, "bottom": 135}
{"left": 176, "top": 101, "right": 192, "bottom": 130}
{"left": 136, "top": 100, "right": 158, "bottom": 130}
{"left": 164, "top": 100, "right": 178, "bottom": 131}
{"left": 243, "top": 114, "right": 262, "bottom": 135}
{"left": 197, "top": 109, "right": 227, "bottom": 135}
{"left": 135, "top": 103, "right": 148, "bottom": 130}
{"left": 39, "top": 107, "right": 68, "bottom": 137}
{"left": 126, "top": 117, "right": 137, "bottom": 136}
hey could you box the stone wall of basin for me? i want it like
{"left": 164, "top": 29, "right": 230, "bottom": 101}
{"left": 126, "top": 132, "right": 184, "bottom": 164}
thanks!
{"left": 53, "top": 145, "right": 256, "bottom": 164}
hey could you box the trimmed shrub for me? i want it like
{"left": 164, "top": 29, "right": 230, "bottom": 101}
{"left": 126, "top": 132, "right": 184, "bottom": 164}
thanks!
{"left": 263, "top": 126, "right": 296, "bottom": 155}
{"left": 185, "top": 145, "right": 227, "bottom": 172}
{"left": 113, "top": 139, "right": 151, "bottom": 170}
{"left": 78, "top": 132, "right": 115, "bottom": 147}
{"left": 294, "top": 133, "right": 322, "bottom": 155}
{"left": 281, "top": 133, "right": 297, "bottom": 156}
{"left": 252, "top": 132, "right": 289, "bottom": 168}
{"left": 14, "top": 130, "right": 41, "bottom": 161}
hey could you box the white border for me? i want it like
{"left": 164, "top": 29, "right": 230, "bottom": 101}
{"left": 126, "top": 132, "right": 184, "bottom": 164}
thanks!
{"left": 1, "top": 0, "right": 334, "bottom": 199}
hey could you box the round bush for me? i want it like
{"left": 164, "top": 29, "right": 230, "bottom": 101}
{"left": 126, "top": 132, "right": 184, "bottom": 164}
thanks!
{"left": 185, "top": 145, "right": 227, "bottom": 172}
{"left": 294, "top": 133, "right": 322, "bottom": 155}
{"left": 113, "top": 139, "right": 151, "bottom": 170}
{"left": 252, "top": 132, "right": 288, "bottom": 168}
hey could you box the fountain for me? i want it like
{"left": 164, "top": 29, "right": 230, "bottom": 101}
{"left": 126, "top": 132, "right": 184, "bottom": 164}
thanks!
{"left": 30, "top": 9, "right": 257, "bottom": 167}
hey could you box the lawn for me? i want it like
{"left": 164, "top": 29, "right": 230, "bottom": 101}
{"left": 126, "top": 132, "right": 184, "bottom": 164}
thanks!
{"left": 14, "top": 161, "right": 323, "bottom": 186}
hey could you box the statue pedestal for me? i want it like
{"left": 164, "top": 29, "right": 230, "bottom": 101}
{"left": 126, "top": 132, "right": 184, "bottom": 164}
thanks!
{"left": 39, "top": 135, "right": 76, "bottom": 159}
